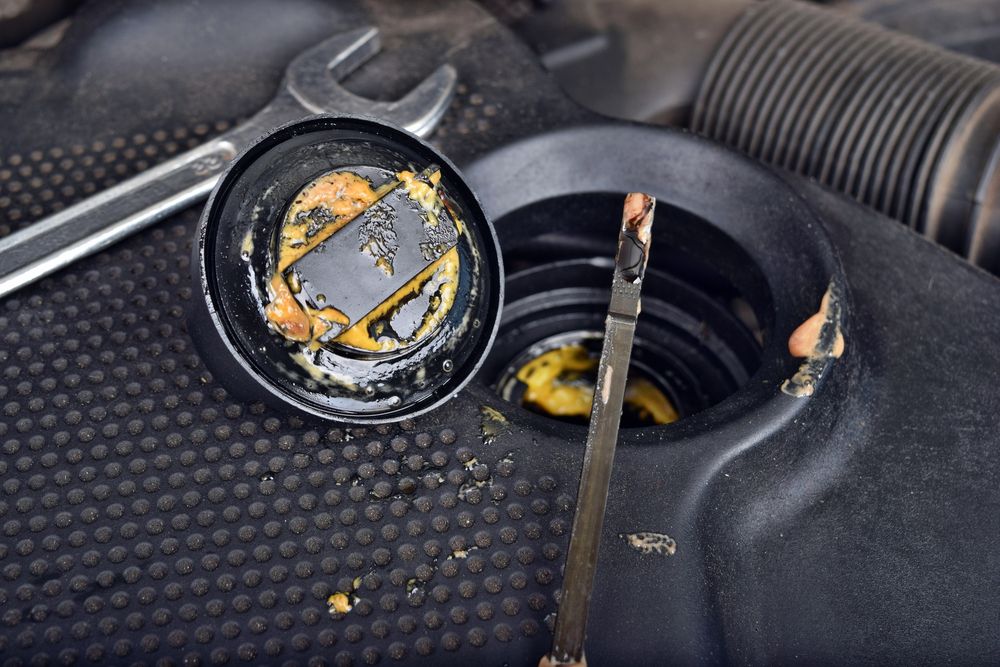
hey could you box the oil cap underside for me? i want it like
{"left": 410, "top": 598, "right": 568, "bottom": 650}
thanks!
{"left": 192, "top": 116, "right": 503, "bottom": 423}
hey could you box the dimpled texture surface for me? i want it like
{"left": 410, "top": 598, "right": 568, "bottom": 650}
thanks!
{"left": 0, "top": 110, "right": 572, "bottom": 665}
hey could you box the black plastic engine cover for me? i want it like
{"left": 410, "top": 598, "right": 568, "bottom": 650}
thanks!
{"left": 0, "top": 1, "right": 997, "bottom": 666}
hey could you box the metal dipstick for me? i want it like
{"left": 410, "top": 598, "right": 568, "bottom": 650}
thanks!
{"left": 543, "top": 192, "right": 656, "bottom": 667}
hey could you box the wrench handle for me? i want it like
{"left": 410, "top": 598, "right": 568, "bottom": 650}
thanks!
{"left": 0, "top": 139, "right": 239, "bottom": 299}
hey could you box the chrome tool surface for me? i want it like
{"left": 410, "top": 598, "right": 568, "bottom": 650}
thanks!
{"left": 545, "top": 192, "right": 656, "bottom": 666}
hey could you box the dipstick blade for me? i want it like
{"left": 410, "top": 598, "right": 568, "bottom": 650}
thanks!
{"left": 546, "top": 193, "right": 656, "bottom": 665}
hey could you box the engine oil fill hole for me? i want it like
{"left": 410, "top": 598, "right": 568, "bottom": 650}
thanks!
{"left": 481, "top": 193, "right": 769, "bottom": 429}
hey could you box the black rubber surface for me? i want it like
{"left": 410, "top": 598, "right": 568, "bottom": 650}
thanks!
{"left": 0, "top": 152, "right": 568, "bottom": 665}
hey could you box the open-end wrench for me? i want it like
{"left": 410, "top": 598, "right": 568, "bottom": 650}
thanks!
{"left": 0, "top": 27, "right": 457, "bottom": 299}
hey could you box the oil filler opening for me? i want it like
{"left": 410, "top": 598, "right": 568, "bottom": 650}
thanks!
{"left": 482, "top": 193, "right": 769, "bottom": 429}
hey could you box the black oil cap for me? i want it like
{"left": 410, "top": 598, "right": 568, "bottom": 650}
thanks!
{"left": 191, "top": 116, "right": 503, "bottom": 423}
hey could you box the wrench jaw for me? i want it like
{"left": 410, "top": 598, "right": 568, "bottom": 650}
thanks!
{"left": 286, "top": 26, "right": 381, "bottom": 114}
{"left": 390, "top": 64, "right": 458, "bottom": 138}
{"left": 326, "top": 26, "right": 382, "bottom": 82}
{"left": 285, "top": 26, "right": 458, "bottom": 138}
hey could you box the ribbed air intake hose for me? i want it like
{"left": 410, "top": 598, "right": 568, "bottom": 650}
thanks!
{"left": 690, "top": 0, "right": 1000, "bottom": 273}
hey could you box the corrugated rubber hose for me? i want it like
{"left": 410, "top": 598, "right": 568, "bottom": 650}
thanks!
{"left": 690, "top": 0, "right": 1000, "bottom": 274}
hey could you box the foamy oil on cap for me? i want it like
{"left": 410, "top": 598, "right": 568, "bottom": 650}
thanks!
{"left": 191, "top": 115, "right": 503, "bottom": 423}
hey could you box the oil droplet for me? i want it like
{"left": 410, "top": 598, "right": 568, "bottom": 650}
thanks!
{"left": 364, "top": 385, "right": 376, "bottom": 396}
{"left": 240, "top": 230, "right": 254, "bottom": 261}
{"left": 387, "top": 396, "right": 401, "bottom": 407}
{"left": 442, "top": 359, "right": 454, "bottom": 373}
{"left": 326, "top": 591, "right": 354, "bottom": 616}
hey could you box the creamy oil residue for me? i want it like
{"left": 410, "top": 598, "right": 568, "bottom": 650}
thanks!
{"left": 262, "top": 168, "right": 462, "bottom": 356}
{"left": 515, "top": 344, "right": 679, "bottom": 426}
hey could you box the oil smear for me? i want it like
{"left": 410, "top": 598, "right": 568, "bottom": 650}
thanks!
{"left": 781, "top": 281, "right": 845, "bottom": 398}
{"left": 620, "top": 531, "right": 677, "bottom": 556}
{"left": 327, "top": 575, "right": 363, "bottom": 618}
{"left": 479, "top": 405, "right": 511, "bottom": 445}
